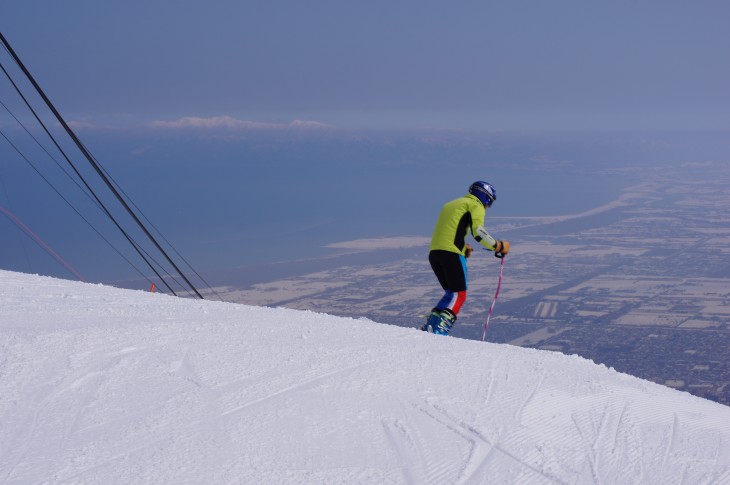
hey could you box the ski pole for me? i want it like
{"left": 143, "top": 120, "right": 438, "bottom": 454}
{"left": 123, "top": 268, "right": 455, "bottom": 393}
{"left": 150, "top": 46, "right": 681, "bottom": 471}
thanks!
{"left": 482, "top": 255, "right": 506, "bottom": 341}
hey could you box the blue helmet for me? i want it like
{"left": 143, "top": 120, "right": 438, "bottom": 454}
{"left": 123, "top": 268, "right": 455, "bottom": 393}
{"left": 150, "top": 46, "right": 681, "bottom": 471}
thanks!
{"left": 469, "top": 181, "right": 497, "bottom": 207}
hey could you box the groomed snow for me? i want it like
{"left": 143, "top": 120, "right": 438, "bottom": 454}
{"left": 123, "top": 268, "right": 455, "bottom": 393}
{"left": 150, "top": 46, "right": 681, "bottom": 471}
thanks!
{"left": 1, "top": 270, "right": 729, "bottom": 484}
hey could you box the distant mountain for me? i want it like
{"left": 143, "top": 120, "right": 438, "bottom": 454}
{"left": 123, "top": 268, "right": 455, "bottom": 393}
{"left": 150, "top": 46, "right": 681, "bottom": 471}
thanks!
{"left": 1, "top": 269, "right": 729, "bottom": 484}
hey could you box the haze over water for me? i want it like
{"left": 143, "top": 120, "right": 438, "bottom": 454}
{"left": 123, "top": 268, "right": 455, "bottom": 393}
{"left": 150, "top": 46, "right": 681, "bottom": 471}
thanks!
{"left": 1, "top": 127, "right": 674, "bottom": 283}
{"left": 2, "top": 0, "right": 729, "bottom": 284}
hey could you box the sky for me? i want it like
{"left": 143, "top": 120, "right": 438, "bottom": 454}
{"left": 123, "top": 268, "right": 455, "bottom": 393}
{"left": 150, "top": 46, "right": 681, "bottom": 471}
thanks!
{"left": 3, "top": 269, "right": 730, "bottom": 483}
{"left": 2, "top": 0, "right": 730, "bottom": 284}
{"left": 2, "top": 0, "right": 729, "bottom": 131}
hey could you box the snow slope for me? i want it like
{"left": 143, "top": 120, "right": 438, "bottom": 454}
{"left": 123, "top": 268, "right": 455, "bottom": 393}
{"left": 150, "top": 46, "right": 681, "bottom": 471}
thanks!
{"left": 1, "top": 270, "right": 729, "bottom": 485}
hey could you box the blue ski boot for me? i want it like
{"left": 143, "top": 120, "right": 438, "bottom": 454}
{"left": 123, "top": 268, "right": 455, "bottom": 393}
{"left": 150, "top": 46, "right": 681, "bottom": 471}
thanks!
{"left": 420, "top": 308, "right": 456, "bottom": 335}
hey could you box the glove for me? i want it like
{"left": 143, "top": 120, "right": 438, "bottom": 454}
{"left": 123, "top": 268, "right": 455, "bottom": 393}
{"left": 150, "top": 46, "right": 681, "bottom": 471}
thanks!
{"left": 464, "top": 244, "right": 473, "bottom": 258}
{"left": 494, "top": 240, "right": 510, "bottom": 259}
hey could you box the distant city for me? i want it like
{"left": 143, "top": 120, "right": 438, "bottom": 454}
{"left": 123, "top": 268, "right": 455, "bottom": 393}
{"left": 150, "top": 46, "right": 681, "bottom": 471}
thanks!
{"left": 215, "top": 162, "right": 730, "bottom": 406}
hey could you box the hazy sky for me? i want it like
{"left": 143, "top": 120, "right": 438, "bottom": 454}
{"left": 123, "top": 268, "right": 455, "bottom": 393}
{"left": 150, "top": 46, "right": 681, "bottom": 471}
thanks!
{"left": 3, "top": 1, "right": 730, "bottom": 284}
{"left": 2, "top": 0, "right": 728, "bottom": 131}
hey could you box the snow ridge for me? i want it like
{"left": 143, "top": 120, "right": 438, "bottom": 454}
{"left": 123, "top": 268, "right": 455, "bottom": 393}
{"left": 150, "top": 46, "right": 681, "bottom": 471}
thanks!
{"left": 1, "top": 270, "right": 729, "bottom": 484}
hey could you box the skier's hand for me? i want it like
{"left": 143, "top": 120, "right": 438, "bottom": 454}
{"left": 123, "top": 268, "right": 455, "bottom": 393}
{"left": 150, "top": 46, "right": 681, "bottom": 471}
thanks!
{"left": 465, "top": 244, "right": 473, "bottom": 258}
{"left": 494, "top": 240, "right": 510, "bottom": 258}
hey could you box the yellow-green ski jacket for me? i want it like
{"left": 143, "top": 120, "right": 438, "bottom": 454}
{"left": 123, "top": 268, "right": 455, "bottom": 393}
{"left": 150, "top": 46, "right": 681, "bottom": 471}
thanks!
{"left": 429, "top": 193, "right": 498, "bottom": 256}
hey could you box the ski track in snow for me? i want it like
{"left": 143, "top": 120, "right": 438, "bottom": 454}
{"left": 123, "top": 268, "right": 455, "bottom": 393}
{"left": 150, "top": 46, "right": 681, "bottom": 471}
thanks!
{"left": 1, "top": 270, "right": 730, "bottom": 484}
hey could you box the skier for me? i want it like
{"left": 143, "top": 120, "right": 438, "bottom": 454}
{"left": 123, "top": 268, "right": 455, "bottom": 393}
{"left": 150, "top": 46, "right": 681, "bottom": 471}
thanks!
{"left": 421, "top": 181, "right": 510, "bottom": 335}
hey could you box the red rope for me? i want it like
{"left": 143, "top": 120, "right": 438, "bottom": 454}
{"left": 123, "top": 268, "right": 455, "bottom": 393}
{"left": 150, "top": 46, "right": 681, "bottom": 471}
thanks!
{"left": 1, "top": 207, "right": 85, "bottom": 282}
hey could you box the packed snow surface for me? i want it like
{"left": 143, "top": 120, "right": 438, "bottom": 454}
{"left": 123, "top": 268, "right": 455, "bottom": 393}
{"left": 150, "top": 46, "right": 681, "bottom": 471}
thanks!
{"left": 1, "top": 270, "right": 729, "bottom": 484}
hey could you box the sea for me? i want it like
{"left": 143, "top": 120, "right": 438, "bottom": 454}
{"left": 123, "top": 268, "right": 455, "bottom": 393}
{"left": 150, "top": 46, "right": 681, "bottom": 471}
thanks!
{"left": 1, "top": 128, "right": 725, "bottom": 284}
